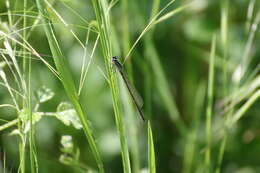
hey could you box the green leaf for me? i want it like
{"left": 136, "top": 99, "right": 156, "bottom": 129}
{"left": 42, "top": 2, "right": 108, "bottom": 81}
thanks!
{"left": 59, "top": 154, "right": 74, "bottom": 165}
{"left": 59, "top": 136, "right": 83, "bottom": 170}
{"left": 60, "top": 135, "right": 74, "bottom": 153}
{"left": 18, "top": 109, "right": 43, "bottom": 133}
{"left": 19, "top": 109, "right": 41, "bottom": 122}
{"left": 9, "top": 129, "right": 22, "bottom": 136}
{"left": 35, "top": 86, "right": 55, "bottom": 103}
{"left": 55, "top": 102, "right": 83, "bottom": 129}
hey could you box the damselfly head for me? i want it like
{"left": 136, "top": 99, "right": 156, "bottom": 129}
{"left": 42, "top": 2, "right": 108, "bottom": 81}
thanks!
{"left": 112, "top": 56, "right": 119, "bottom": 62}
{"left": 112, "top": 56, "right": 123, "bottom": 70}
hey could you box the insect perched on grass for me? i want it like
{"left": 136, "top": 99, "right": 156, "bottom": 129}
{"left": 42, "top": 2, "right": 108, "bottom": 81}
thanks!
{"left": 112, "top": 56, "right": 145, "bottom": 121}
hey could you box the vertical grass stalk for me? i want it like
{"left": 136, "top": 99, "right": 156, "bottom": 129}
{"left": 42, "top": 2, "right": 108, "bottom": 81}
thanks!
{"left": 205, "top": 35, "right": 216, "bottom": 172}
{"left": 182, "top": 82, "right": 206, "bottom": 173}
{"left": 90, "top": 0, "right": 131, "bottom": 172}
{"left": 120, "top": 1, "right": 140, "bottom": 172}
{"left": 216, "top": 1, "right": 229, "bottom": 172}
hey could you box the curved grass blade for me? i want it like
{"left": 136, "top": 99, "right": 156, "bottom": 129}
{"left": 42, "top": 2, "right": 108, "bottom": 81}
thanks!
{"left": 34, "top": 0, "right": 104, "bottom": 172}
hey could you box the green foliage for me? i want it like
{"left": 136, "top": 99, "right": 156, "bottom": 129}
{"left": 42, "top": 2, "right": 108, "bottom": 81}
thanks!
{"left": 35, "top": 86, "right": 55, "bottom": 103}
{"left": 55, "top": 102, "right": 82, "bottom": 129}
{"left": 0, "top": 0, "right": 259, "bottom": 173}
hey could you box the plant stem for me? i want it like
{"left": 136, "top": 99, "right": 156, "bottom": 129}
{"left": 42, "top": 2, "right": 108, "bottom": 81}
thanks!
{"left": 90, "top": 1, "right": 131, "bottom": 172}
{"left": 205, "top": 35, "right": 216, "bottom": 172}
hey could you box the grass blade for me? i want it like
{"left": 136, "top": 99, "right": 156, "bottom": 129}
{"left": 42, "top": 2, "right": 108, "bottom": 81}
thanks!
{"left": 205, "top": 34, "right": 216, "bottom": 171}
{"left": 34, "top": 0, "right": 104, "bottom": 172}
{"left": 215, "top": 1, "right": 229, "bottom": 172}
{"left": 90, "top": 0, "right": 131, "bottom": 172}
{"left": 141, "top": 1, "right": 189, "bottom": 136}
{"left": 229, "top": 89, "right": 260, "bottom": 126}
{"left": 148, "top": 121, "right": 156, "bottom": 173}
{"left": 182, "top": 82, "right": 206, "bottom": 173}
{"left": 120, "top": 0, "right": 141, "bottom": 171}
{"left": 144, "top": 38, "right": 187, "bottom": 135}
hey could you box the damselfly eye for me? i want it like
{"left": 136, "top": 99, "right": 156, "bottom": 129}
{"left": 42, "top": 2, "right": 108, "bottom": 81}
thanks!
{"left": 112, "top": 56, "right": 119, "bottom": 61}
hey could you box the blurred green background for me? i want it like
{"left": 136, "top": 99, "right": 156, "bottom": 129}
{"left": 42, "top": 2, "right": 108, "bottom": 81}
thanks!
{"left": 0, "top": 0, "right": 260, "bottom": 172}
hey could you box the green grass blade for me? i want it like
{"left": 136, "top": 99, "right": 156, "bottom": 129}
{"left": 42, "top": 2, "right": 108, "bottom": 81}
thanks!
{"left": 205, "top": 34, "right": 216, "bottom": 172}
{"left": 22, "top": 1, "right": 38, "bottom": 172}
{"left": 182, "top": 82, "right": 206, "bottom": 173}
{"left": 241, "top": 9, "right": 260, "bottom": 78}
{"left": 120, "top": 81, "right": 140, "bottom": 173}
{"left": 220, "top": 0, "right": 229, "bottom": 96}
{"left": 144, "top": 38, "right": 187, "bottom": 135}
{"left": 153, "top": 3, "right": 192, "bottom": 25}
{"left": 90, "top": 0, "right": 131, "bottom": 172}
{"left": 229, "top": 89, "right": 260, "bottom": 126}
{"left": 215, "top": 1, "right": 229, "bottom": 172}
{"left": 148, "top": 121, "right": 156, "bottom": 173}
{"left": 124, "top": 0, "right": 176, "bottom": 63}
{"left": 34, "top": 0, "right": 104, "bottom": 172}
{"left": 26, "top": 4, "right": 37, "bottom": 173}
{"left": 120, "top": 1, "right": 140, "bottom": 172}
{"left": 140, "top": 1, "right": 189, "bottom": 136}
{"left": 246, "top": 0, "right": 256, "bottom": 32}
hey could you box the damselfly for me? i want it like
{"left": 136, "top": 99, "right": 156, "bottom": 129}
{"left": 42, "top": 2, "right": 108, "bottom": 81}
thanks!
{"left": 112, "top": 56, "right": 145, "bottom": 121}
